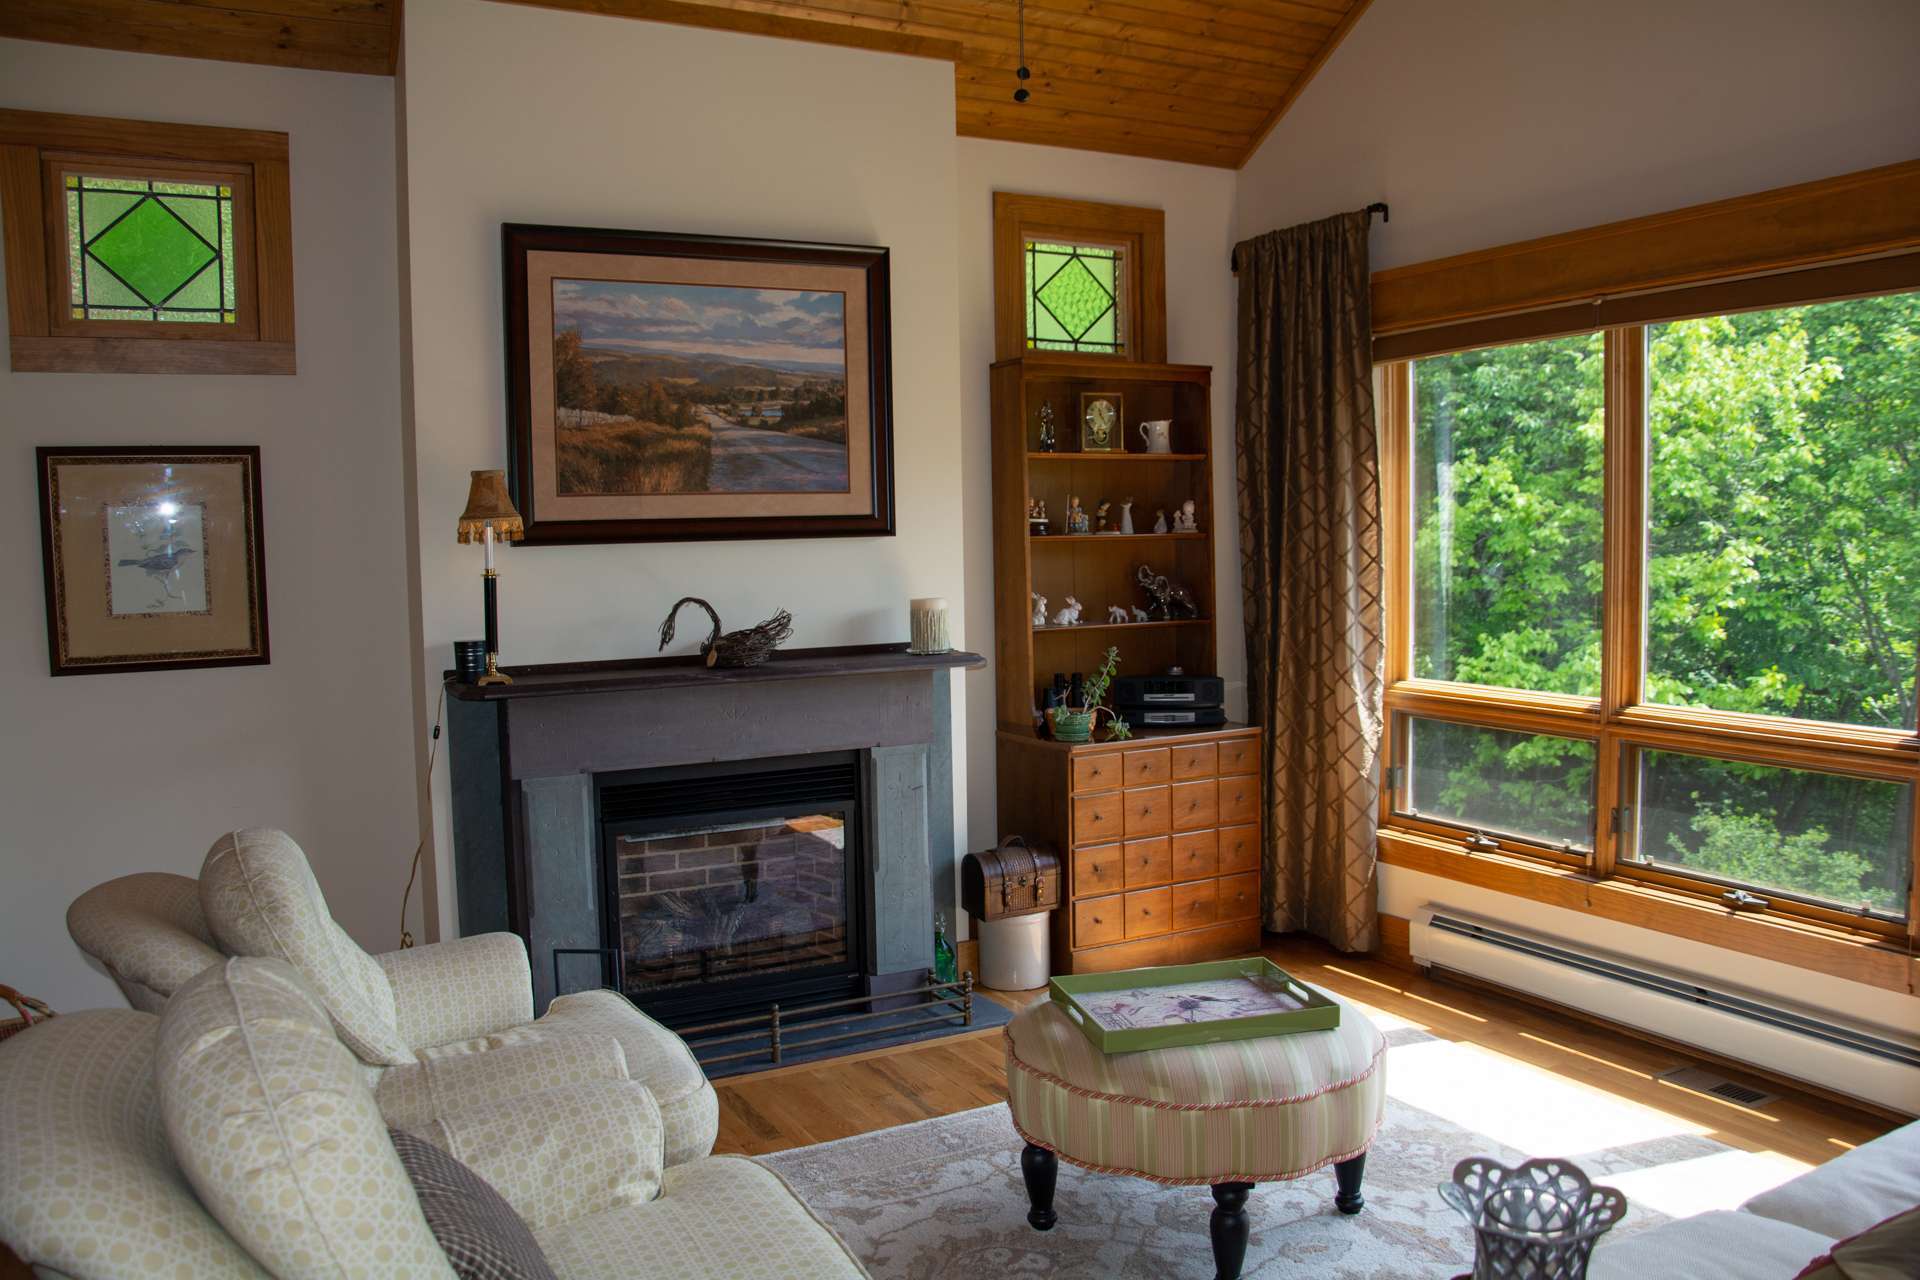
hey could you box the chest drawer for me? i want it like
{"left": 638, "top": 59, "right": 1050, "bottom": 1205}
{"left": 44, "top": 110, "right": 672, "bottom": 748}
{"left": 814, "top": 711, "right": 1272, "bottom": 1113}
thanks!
{"left": 1072, "top": 753, "right": 1122, "bottom": 794}
{"left": 1217, "top": 824, "right": 1260, "bottom": 875}
{"left": 1216, "top": 775, "right": 1259, "bottom": 826}
{"left": 1170, "top": 779, "right": 1217, "bottom": 831}
{"left": 1072, "top": 792, "right": 1124, "bottom": 846}
{"left": 1124, "top": 887, "right": 1171, "bottom": 939}
{"left": 1123, "top": 836, "right": 1171, "bottom": 888}
{"left": 1169, "top": 743, "right": 1217, "bottom": 780}
{"left": 1171, "top": 829, "right": 1217, "bottom": 881}
{"left": 1123, "top": 748, "right": 1170, "bottom": 786}
{"left": 1218, "top": 738, "right": 1258, "bottom": 776}
{"left": 1171, "top": 879, "right": 1218, "bottom": 929}
{"left": 1072, "top": 844, "right": 1124, "bottom": 898}
{"left": 1123, "top": 786, "right": 1171, "bottom": 838}
{"left": 1074, "top": 895, "right": 1125, "bottom": 947}
{"left": 1219, "top": 872, "right": 1261, "bottom": 921}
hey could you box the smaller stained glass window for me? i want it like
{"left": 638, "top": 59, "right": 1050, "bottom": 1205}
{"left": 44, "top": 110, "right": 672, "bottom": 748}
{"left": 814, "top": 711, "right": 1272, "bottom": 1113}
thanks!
{"left": 1026, "top": 239, "right": 1126, "bottom": 355}
{"left": 65, "top": 173, "right": 237, "bottom": 324}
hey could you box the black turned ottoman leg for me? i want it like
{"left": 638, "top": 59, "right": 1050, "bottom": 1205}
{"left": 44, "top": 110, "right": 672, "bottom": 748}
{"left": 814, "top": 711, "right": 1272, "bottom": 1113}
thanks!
{"left": 1209, "top": 1181, "right": 1254, "bottom": 1280}
{"left": 1334, "top": 1153, "right": 1366, "bottom": 1215}
{"left": 1021, "top": 1143, "right": 1058, "bottom": 1230}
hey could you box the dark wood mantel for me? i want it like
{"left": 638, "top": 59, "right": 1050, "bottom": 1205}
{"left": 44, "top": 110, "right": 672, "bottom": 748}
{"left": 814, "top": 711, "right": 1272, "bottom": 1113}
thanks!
{"left": 445, "top": 643, "right": 985, "bottom": 701}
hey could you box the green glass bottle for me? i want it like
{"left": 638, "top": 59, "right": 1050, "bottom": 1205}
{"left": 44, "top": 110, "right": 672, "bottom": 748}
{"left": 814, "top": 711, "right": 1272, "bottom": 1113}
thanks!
{"left": 933, "top": 912, "right": 958, "bottom": 985}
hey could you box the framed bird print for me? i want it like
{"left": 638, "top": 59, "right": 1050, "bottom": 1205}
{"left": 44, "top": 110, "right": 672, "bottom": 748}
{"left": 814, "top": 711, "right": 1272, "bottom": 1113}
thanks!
{"left": 36, "top": 446, "right": 268, "bottom": 675}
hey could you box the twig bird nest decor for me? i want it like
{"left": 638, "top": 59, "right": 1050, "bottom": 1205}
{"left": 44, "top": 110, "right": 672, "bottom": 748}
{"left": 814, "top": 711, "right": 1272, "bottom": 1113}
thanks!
{"left": 658, "top": 597, "right": 794, "bottom": 668}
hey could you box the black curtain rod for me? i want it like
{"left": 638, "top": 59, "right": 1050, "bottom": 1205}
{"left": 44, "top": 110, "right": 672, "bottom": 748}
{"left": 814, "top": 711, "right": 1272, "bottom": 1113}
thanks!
{"left": 1230, "top": 202, "right": 1389, "bottom": 272}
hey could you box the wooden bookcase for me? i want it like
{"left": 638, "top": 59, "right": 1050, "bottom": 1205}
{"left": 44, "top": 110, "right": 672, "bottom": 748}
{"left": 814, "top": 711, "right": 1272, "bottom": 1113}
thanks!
{"left": 990, "top": 355, "right": 1263, "bottom": 974}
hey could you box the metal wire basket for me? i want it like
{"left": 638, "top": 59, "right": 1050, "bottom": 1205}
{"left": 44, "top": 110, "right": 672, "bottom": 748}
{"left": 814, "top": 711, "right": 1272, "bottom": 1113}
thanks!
{"left": 1440, "top": 1156, "right": 1628, "bottom": 1280}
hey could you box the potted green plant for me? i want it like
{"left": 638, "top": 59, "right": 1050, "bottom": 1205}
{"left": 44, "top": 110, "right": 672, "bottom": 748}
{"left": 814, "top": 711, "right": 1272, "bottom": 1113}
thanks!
{"left": 1047, "top": 646, "right": 1133, "bottom": 743}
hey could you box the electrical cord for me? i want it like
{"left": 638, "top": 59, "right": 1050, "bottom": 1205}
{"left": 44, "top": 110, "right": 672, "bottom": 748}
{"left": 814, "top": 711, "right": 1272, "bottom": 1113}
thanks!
{"left": 398, "top": 683, "right": 447, "bottom": 949}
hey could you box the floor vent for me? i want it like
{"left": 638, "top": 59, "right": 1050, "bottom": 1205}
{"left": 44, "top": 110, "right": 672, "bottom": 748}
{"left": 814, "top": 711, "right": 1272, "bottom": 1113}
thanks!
{"left": 1657, "top": 1065, "right": 1778, "bottom": 1110}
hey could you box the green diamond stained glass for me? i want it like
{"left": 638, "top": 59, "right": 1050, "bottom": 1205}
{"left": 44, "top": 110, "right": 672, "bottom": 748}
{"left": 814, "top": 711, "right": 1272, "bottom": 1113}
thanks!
{"left": 1025, "top": 240, "right": 1125, "bottom": 355}
{"left": 65, "top": 174, "right": 235, "bottom": 324}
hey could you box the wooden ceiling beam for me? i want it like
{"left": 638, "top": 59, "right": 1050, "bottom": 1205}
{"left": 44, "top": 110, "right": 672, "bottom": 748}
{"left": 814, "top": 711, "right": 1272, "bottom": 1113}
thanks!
{"left": 957, "top": 115, "right": 1241, "bottom": 168}
{"left": 157, "top": 0, "right": 392, "bottom": 24}
{"left": 0, "top": 0, "right": 392, "bottom": 75}
{"left": 953, "top": 78, "right": 1268, "bottom": 139}
{"left": 499, "top": 0, "right": 960, "bottom": 58}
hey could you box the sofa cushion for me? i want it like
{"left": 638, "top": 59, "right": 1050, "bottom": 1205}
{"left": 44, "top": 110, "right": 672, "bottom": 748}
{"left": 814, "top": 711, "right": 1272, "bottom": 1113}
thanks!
{"left": 1745, "top": 1121, "right": 1920, "bottom": 1240}
{"left": 533, "top": 1155, "right": 868, "bottom": 1280}
{"left": 157, "top": 957, "right": 456, "bottom": 1279}
{"left": 200, "top": 827, "right": 412, "bottom": 1066}
{"left": 390, "top": 1129, "right": 557, "bottom": 1280}
{"left": 377, "top": 1034, "right": 630, "bottom": 1132}
{"left": 1794, "top": 1204, "right": 1920, "bottom": 1280}
{"left": 416, "top": 1081, "right": 663, "bottom": 1233}
{"left": 66, "top": 871, "right": 224, "bottom": 1013}
{"left": 0, "top": 1010, "right": 266, "bottom": 1280}
{"left": 1588, "top": 1210, "right": 1835, "bottom": 1280}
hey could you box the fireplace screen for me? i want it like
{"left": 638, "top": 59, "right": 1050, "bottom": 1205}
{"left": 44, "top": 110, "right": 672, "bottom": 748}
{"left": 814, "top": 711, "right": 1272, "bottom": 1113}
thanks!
{"left": 614, "top": 814, "right": 850, "bottom": 993}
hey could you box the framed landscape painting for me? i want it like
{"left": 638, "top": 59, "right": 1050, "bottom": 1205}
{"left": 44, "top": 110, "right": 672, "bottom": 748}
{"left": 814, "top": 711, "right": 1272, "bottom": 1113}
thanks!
{"left": 37, "top": 446, "right": 268, "bottom": 675}
{"left": 504, "top": 224, "right": 895, "bottom": 543}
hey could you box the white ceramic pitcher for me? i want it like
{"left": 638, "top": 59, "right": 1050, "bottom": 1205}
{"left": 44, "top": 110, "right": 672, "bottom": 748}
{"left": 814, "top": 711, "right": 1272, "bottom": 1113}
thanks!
{"left": 1138, "top": 420, "right": 1173, "bottom": 453}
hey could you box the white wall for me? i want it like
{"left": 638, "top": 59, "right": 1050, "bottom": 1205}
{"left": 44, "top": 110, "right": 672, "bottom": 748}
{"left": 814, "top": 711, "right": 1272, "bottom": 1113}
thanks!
{"left": 955, "top": 139, "right": 1242, "bottom": 854}
{"left": 1239, "top": 0, "right": 1920, "bottom": 1033}
{"left": 1236, "top": 0, "right": 1920, "bottom": 267}
{"left": 398, "top": 0, "right": 969, "bottom": 937}
{"left": 0, "top": 41, "right": 416, "bottom": 1011}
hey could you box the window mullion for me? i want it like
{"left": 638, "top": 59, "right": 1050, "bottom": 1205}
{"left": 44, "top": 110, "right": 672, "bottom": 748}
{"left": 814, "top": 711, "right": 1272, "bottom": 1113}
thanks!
{"left": 1596, "top": 327, "right": 1647, "bottom": 880}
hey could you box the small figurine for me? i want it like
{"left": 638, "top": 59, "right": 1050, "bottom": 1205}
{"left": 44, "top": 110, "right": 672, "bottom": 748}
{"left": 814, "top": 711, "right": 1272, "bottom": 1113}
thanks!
{"left": 1027, "top": 498, "right": 1050, "bottom": 535}
{"left": 1131, "top": 606, "right": 1150, "bottom": 623}
{"left": 1037, "top": 403, "right": 1057, "bottom": 453}
{"left": 1136, "top": 564, "right": 1200, "bottom": 619}
{"left": 1106, "top": 605, "right": 1130, "bottom": 624}
{"left": 1031, "top": 592, "right": 1048, "bottom": 626}
{"left": 1172, "top": 499, "right": 1199, "bottom": 533}
{"left": 1051, "top": 595, "right": 1083, "bottom": 627}
{"left": 1095, "top": 500, "right": 1113, "bottom": 532}
{"left": 1066, "top": 496, "right": 1090, "bottom": 535}
{"left": 1118, "top": 498, "right": 1135, "bottom": 536}
{"left": 1152, "top": 509, "right": 1169, "bottom": 535}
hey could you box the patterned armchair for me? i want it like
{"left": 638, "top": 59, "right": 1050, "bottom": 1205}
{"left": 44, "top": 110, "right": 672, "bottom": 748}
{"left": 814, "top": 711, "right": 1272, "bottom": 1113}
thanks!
{"left": 196, "top": 827, "right": 721, "bottom": 1166}
{"left": 0, "top": 958, "right": 868, "bottom": 1279}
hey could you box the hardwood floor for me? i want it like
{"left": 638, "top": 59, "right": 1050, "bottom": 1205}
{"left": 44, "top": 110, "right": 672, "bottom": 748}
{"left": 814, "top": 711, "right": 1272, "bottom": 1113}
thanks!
{"left": 714, "top": 932, "right": 1900, "bottom": 1166}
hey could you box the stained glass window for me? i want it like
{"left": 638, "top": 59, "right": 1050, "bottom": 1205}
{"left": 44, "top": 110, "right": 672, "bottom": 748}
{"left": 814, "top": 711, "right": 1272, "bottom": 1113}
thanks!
{"left": 1025, "top": 240, "right": 1125, "bottom": 355}
{"left": 65, "top": 173, "right": 237, "bottom": 324}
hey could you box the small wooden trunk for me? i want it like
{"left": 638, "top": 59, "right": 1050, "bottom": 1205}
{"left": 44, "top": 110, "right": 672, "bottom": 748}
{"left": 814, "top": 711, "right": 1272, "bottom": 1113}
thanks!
{"left": 962, "top": 837, "right": 1062, "bottom": 920}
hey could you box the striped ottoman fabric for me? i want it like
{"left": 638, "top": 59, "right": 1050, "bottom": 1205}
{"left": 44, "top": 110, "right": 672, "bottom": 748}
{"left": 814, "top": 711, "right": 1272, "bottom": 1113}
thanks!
{"left": 1005, "top": 990, "right": 1386, "bottom": 1185}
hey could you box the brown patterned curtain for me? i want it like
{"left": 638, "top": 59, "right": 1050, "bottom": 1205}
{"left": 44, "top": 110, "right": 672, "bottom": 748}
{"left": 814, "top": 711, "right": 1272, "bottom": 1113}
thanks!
{"left": 1233, "top": 211, "right": 1384, "bottom": 953}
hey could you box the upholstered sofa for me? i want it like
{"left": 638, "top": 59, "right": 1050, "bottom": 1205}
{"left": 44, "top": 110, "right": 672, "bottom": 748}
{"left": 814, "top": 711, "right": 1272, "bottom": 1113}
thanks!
{"left": 1588, "top": 1118, "right": 1920, "bottom": 1279}
{"left": 0, "top": 956, "right": 868, "bottom": 1279}
{"left": 65, "top": 827, "right": 719, "bottom": 1166}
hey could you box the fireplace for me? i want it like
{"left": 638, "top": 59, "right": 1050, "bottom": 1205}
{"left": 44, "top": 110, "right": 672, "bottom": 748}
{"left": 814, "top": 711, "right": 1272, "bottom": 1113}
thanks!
{"left": 597, "top": 754, "right": 867, "bottom": 1025}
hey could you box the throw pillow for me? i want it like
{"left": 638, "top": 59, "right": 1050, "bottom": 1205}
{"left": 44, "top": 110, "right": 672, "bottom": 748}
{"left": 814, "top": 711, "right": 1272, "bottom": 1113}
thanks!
{"left": 1793, "top": 1203, "right": 1920, "bottom": 1280}
{"left": 389, "top": 1128, "right": 558, "bottom": 1280}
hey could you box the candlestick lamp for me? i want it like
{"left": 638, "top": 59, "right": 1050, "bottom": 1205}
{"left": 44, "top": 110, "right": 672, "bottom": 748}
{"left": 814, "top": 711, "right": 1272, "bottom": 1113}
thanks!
{"left": 456, "top": 469, "right": 524, "bottom": 685}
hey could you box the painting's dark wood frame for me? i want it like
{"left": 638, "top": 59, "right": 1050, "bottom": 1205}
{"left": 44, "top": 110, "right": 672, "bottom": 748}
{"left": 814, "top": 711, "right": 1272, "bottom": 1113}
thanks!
{"left": 36, "top": 445, "right": 270, "bottom": 676}
{"left": 503, "top": 222, "right": 896, "bottom": 545}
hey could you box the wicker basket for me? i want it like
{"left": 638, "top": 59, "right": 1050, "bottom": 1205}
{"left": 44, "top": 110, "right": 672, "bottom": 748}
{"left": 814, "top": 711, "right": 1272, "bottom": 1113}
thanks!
{"left": 0, "top": 984, "right": 54, "bottom": 1044}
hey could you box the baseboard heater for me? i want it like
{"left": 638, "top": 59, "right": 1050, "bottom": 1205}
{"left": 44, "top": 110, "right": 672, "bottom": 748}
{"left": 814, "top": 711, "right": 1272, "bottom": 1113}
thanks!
{"left": 1410, "top": 906, "right": 1920, "bottom": 1115}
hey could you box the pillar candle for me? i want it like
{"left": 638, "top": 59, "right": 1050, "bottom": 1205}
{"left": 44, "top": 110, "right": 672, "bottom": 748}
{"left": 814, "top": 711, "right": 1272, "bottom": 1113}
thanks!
{"left": 908, "top": 596, "right": 951, "bottom": 655}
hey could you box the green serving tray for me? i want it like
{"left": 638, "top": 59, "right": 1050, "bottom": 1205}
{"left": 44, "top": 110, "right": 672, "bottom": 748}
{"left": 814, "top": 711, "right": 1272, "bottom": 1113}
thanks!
{"left": 1049, "top": 956, "right": 1341, "bottom": 1054}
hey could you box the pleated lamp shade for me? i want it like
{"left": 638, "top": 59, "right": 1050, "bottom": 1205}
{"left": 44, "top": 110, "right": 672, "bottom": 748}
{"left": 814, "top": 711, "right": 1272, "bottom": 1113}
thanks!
{"left": 456, "top": 469, "right": 524, "bottom": 544}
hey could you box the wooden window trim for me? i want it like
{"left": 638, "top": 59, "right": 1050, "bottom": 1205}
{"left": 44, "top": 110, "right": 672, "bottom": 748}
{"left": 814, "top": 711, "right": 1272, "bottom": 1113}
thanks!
{"left": 1, "top": 109, "right": 294, "bottom": 374}
{"left": 1379, "top": 827, "right": 1920, "bottom": 997}
{"left": 991, "top": 192, "right": 1166, "bottom": 364}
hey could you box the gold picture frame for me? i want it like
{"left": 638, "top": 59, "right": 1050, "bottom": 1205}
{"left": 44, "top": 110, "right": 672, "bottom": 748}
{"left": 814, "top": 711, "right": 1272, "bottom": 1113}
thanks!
{"left": 37, "top": 446, "right": 269, "bottom": 676}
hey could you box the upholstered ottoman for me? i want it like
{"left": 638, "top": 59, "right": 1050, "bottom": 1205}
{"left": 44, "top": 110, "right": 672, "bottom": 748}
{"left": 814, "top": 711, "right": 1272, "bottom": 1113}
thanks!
{"left": 1004, "top": 990, "right": 1387, "bottom": 1279}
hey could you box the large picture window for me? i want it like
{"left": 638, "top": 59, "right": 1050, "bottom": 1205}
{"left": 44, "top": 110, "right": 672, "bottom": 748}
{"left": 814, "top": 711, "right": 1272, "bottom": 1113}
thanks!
{"left": 1380, "top": 287, "right": 1920, "bottom": 940}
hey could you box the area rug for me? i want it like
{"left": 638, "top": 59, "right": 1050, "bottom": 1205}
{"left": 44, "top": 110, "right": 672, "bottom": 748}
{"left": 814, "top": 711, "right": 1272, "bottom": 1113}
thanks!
{"left": 761, "top": 1025, "right": 1801, "bottom": 1279}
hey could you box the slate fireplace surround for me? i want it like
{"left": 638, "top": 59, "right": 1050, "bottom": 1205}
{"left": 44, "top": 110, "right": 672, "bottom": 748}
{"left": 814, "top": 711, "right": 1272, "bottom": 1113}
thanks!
{"left": 444, "top": 645, "right": 983, "bottom": 1020}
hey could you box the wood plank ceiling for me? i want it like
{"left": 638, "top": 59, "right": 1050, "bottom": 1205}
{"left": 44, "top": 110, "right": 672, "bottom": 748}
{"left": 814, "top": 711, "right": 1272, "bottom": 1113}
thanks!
{"left": 0, "top": 0, "right": 1371, "bottom": 168}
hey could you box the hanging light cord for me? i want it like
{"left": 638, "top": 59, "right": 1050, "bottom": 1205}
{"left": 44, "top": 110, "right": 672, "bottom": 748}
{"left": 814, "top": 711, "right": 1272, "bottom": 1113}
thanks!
{"left": 1014, "top": 0, "right": 1031, "bottom": 102}
{"left": 398, "top": 683, "right": 447, "bottom": 949}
